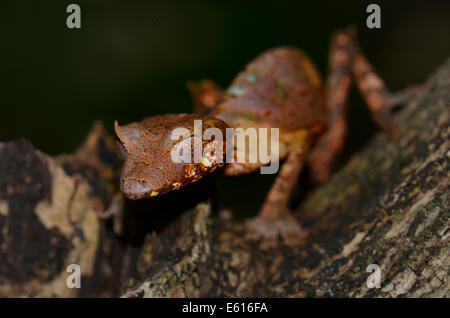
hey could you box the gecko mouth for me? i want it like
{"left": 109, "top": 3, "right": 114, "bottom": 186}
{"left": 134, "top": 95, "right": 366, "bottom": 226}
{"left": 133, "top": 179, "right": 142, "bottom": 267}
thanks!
{"left": 120, "top": 177, "right": 158, "bottom": 200}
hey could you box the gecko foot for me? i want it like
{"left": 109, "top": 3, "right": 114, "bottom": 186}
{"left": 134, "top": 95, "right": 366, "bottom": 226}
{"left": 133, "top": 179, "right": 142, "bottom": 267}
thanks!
{"left": 245, "top": 213, "right": 307, "bottom": 245}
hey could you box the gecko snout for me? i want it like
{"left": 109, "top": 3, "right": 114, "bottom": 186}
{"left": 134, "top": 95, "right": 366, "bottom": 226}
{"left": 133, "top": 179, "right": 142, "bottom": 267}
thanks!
{"left": 120, "top": 175, "right": 163, "bottom": 200}
{"left": 120, "top": 178, "right": 149, "bottom": 200}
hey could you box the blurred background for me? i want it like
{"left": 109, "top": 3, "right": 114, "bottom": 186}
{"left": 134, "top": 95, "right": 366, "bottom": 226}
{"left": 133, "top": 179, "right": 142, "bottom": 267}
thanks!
{"left": 1, "top": 0, "right": 449, "bottom": 216}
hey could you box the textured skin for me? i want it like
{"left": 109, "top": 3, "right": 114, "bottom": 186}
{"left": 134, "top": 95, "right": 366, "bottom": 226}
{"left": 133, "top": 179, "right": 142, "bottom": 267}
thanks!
{"left": 115, "top": 30, "right": 410, "bottom": 219}
{"left": 212, "top": 47, "right": 327, "bottom": 131}
{"left": 212, "top": 47, "right": 327, "bottom": 175}
{"left": 116, "top": 47, "right": 327, "bottom": 199}
{"left": 115, "top": 114, "right": 228, "bottom": 199}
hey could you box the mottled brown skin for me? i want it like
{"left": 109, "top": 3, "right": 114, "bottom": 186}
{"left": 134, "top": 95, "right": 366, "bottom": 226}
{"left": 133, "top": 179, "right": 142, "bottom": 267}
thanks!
{"left": 114, "top": 114, "right": 228, "bottom": 200}
{"left": 115, "top": 30, "right": 418, "bottom": 240}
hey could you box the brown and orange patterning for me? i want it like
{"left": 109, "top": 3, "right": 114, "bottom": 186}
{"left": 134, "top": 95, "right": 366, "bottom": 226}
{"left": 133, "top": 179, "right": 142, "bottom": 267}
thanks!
{"left": 115, "top": 29, "right": 418, "bottom": 241}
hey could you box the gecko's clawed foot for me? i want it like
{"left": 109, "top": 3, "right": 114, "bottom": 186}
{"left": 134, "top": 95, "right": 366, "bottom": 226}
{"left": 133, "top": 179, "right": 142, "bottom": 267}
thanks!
{"left": 387, "top": 84, "right": 422, "bottom": 111}
{"left": 245, "top": 213, "right": 306, "bottom": 245}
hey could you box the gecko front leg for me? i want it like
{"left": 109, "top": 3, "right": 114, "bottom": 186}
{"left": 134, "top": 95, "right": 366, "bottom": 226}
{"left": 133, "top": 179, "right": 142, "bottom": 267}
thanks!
{"left": 186, "top": 79, "right": 223, "bottom": 115}
{"left": 246, "top": 147, "right": 308, "bottom": 244}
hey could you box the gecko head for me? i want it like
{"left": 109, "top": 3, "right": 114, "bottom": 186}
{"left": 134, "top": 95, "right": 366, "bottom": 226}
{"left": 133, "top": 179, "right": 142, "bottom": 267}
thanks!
{"left": 114, "top": 114, "right": 229, "bottom": 200}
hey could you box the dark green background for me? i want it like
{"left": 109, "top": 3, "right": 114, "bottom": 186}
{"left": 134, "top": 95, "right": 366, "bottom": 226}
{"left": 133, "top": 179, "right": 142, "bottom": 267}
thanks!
{"left": 1, "top": 0, "right": 449, "bottom": 215}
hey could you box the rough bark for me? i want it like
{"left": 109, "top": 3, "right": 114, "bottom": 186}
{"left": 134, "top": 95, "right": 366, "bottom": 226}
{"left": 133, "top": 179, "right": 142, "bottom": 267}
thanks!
{"left": 0, "top": 123, "right": 137, "bottom": 297}
{"left": 123, "top": 58, "right": 450, "bottom": 298}
{"left": 0, "top": 58, "right": 448, "bottom": 298}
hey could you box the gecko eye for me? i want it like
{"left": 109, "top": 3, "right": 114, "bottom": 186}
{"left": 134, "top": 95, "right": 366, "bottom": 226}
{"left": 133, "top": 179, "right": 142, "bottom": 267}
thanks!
{"left": 170, "top": 135, "right": 199, "bottom": 164}
{"left": 114, "top": 140, "right": 128, "bottom": 161}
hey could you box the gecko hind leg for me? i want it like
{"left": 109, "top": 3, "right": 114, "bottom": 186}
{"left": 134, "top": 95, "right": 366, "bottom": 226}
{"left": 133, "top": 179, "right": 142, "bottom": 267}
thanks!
{"left": 307, "top": 30, "right": 420, "bottom": 185}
